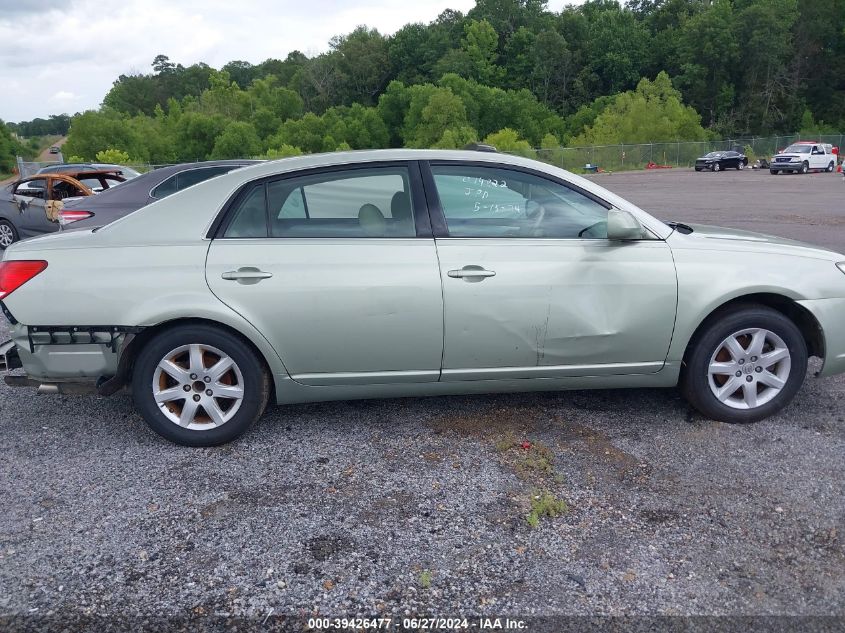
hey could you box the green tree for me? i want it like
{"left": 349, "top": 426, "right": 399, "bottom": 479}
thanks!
{"left": 408, "top": 88, "right": 477, "bottom": 148}
{"left": 95, "top": 148, "right": 132, "bottom": 164}
{"left": 210, "top": 121, "right": 261, "bottom": 159}
{"left": 573, "top": 72, "right": 708, "bottom": 145}
{"left": 174, "top": 112, "right": 226, "bottom": 161}
{"left": 483, "top": 128, "right": 534, "bottom": 156}
{"left": 675, "top": 0, "right": 738, "bottom": 127}
{"left": 331, "top": 27, "right": 390, "bottom": 106}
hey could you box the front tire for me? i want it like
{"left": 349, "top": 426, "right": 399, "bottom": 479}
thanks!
{"left": 132, "top": 324, "right": 271, "bottom": 446}
{"left": 680, "top": 306, "right": 807, "bottom": 424}
{"left": 712, "top": 163, "right": 720, "bottom": 172}
{"left": 0, "top": 220, "right": 18, "bottom": 248}
{"left": 770, "top": 169, "right": 778, "bottom": 175}
{"left": 800, "top": 161, "right": 809, "bottom": 174}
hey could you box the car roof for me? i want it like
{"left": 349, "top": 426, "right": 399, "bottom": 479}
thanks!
{"left": 92, "top": 149, "right": 672, "bottom": 243}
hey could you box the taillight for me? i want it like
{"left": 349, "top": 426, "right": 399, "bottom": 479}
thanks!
{"left": 59, "top": 210, "right": 94, "bottom": 226}
{"left": 0, "top": 260, "right": 48, "bottom": 300}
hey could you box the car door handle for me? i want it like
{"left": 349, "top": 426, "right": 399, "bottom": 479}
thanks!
{"left": 447, "top": 266, "right": 496, "bottom": 279}
{"left": 221, "top": 268, "right": 273, "bottom": 283}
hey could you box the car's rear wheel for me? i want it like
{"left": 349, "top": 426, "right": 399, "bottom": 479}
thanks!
{"left": 737, "top": 161, "right": 745, "bottom": 170}
{"left": 827, "top": 161, "right": 835, "bottom": 172}
{"left": 801, "top": 161, "right": 809, "bottom": 174}
{"left": 681, "top": 306, "right": 807, "bottom": 423}
{"left": 0, "top": 220, "right": 18, "bottom": 248}
{"left": 132, "top": 325, "right": 271, "bottom": 446}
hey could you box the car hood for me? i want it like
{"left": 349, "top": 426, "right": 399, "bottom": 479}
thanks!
{"left": 668, "top": 223, "right": 844, "bottom": 261}
{"left": 774, "top": 153, "right": 804, "bottom": 159}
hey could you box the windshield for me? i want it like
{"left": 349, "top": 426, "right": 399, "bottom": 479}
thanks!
{"left": 783, "top": 144, "right": 812, "bottom": 154}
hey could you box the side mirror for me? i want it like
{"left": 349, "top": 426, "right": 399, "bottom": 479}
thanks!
{"left": 607, "top": 209, "right": 646, "bottom": 240}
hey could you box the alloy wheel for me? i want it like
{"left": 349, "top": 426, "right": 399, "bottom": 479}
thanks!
{"left": 707, "top": 328, "right": 791, "bottom": 410}
{"left": 152, "top": 343, "right": 245, "bottom": 429}
{"left": 0, "top": 223, "right": 15, "bottom": 248}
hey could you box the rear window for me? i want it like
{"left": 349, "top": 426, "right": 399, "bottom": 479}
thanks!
{"left": 151, "top": 166, "right": 236, "bottom": 199}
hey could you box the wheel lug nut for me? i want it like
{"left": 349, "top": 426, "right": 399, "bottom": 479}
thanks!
{"left": 203, "top": 376, "right": 211, "bottom": 383}
{"left": 735, "top": 371, "right": 742, "bottom": 377}
{"left": 193, "top": 394, "right": 201, "bottom": 402}
{"left": 738, "top": 359, "right": 745, "bottom": 365}
{"left": 746, "top": 376, "right": 753, "bottom": 382}
{"left": 183, "top": 385, "right": 191, "bottom": 392}
{"left": 751, "top": 356, "right": 757, "bottom": 362}
{"left": 205, "top": 389, "right": 213, "bottom": 396}
{"left": 190, "top": 373, "right": 197, "bottom": 380}
{"left": 755, "top": 366, "right": 763, "bottom": 373}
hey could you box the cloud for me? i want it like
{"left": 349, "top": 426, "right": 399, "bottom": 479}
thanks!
{"left": 0, "top": 0, "right": 575, "bottom": 122}
{"left": 50, "top": 91, "right": 79, "bottom": 102}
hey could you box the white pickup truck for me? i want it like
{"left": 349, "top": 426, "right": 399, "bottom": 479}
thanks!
{"left": 770, "top": 141, "right": 837, "bottom": 174}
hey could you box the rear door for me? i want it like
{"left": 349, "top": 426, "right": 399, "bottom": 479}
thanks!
{"left": 205, "top": 162, "right": 444, "bottom": 385}
{"left": 423, "top": 161, "right": 678, "bottom": 381}
{"left": 12, "top": 178, "right": 52, "bottom": 237}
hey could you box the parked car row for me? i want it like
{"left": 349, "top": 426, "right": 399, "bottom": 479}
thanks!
{"left": 0, "top": 149, "right": 844, "bottom": 447}
{"left": 0, "top": 160, "right": 259, "bottom": 247}
{"left": 695, "top": 141, "right": 840, "bottom": 175}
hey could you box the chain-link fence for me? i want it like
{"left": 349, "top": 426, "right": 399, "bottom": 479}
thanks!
{"left": 533, "top": 134, "right": 845, "bottom": 173}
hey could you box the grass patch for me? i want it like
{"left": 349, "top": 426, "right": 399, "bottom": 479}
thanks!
{"left": 526, "top": 491, "right": 568, "bottom": 528}
{"left": 418, "top": 570, "right": 433, "bottom": 589}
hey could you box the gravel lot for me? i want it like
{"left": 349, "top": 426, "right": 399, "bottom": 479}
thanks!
{"left": 1, "top": 168, "right": 844, "bottom": 628}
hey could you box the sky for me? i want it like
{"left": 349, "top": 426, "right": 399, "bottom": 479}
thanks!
{"left": 0, "top": 0, "right": 580, "bottom": 123}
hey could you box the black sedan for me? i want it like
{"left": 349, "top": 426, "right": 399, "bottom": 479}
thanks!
{"left": 694, "top": 151, "right": 748, "bottom": 172}
{"left": 59, "top": 160, "right": 260, "bottom": 230}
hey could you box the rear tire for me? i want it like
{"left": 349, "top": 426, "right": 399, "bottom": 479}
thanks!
{"left": 0, "top": 220, "right": 18, "bottom": 248}
{"left": 680, "top": 306, "right": 807, "bottom": 424}
{"left": 132, "top": 324, "right": 271, "bottom": 446}
{"left": 827, "top": 161, "right": 835, "bottom": 173}
{"left": 737, "top": 161, "right": 744, "bottom": 170}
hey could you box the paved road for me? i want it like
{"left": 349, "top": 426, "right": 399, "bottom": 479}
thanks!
{"left": 0, "top": 170, "right": 843, "bottom": 627}
{"left": 34, "top": 136, "right": 67, "bottom": 163}
{"left": 589, "top": 167, "right": 845, "bottom": 253}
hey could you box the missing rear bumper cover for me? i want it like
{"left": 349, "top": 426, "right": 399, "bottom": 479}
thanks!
{"left": 26, "top": 325, "right": 144, "bottom": 353}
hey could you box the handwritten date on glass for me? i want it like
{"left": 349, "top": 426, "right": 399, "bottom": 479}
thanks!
{"left": 473, "top": 201, "right": 522, "bottom": 215}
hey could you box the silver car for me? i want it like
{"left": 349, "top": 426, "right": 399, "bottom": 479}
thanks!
{"left": 1, "top": 150, "right": 844, "bottom": 446}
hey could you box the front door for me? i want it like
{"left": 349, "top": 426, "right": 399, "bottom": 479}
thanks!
{"left": 424, "top": 162, "right": 678, "bottom": 381}
{"left": 206, "top": 162, "right": 444, "bottom": 386}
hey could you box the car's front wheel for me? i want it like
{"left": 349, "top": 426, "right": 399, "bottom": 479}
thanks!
{"left": 712, "top": 163, "right": 720, "bottom": 172}
{"left": 0, "top": 220, "right": 18, "bottom": 248}
{"left": 800, "top": 161, "right": 809, "bottom": 174}
{"left": 132, "top": 324, "right": 271, "bottom": 446}
{"left": 681, "top": 306, "right": 807, "bottom": 423}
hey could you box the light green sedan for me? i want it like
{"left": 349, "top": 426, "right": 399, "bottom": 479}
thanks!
{"left": 0, "top": 150, "right": 843, "bottom": 446}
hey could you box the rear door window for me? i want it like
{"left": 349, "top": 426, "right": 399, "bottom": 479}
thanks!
{"left": 224, "top": 166, "right": 417, "bottom": 238}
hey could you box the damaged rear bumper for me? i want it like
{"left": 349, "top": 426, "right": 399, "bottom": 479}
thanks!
{"left": 0, "top": 323, "right": 142, "bottom": 394}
